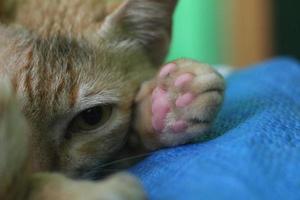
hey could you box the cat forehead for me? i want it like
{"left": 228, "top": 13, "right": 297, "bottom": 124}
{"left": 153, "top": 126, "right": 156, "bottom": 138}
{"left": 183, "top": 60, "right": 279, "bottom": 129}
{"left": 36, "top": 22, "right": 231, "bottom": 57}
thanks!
{"left": 31, "top": 36, "right": 95, "bottom": 65}
{"left": 15, "top": 37, "right": 128, "bottom": 121}
{"left": 29, "top": 36, "right": 133, "bottom": 70}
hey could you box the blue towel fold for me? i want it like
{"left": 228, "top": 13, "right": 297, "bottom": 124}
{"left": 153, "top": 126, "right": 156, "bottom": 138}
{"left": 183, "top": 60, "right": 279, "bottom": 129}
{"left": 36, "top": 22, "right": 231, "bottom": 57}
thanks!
{"left": 130, "top": 58, "right": 300, "bottom": 200}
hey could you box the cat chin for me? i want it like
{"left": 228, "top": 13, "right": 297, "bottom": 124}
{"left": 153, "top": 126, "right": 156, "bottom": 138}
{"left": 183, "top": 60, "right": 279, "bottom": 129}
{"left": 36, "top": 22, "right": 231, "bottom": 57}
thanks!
{"left": 68, "top": 164, "right": 106, "bottom": 180}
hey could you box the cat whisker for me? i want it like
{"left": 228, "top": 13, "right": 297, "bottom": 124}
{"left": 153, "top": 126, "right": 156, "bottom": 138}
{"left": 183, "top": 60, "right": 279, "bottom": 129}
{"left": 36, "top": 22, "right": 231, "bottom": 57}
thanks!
{"left": 99, "top": 152, "right": 153, "bottom": 168}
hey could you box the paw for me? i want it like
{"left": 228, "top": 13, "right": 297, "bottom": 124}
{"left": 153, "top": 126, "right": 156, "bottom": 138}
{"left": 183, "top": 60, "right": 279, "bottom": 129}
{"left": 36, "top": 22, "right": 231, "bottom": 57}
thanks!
{"left": 134, "top": 59, "right": 225, "bottom": 150}
{"left": 100, "top": 173, "right": 147, "bottom": 200}
{"left": 28, "top": 172, "right": 146, "bottom": 200}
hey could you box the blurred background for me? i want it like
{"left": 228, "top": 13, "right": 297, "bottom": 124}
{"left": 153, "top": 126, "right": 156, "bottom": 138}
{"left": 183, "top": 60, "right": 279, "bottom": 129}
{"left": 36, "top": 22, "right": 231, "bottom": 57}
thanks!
{"left": 167, "top": 0, "right": 300, "bottom": 68}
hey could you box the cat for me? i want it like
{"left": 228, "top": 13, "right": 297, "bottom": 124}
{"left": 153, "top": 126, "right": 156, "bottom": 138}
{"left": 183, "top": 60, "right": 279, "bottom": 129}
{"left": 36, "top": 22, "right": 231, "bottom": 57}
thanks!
{"left": 0, "top": 0, "right": 225, "bottom": 199}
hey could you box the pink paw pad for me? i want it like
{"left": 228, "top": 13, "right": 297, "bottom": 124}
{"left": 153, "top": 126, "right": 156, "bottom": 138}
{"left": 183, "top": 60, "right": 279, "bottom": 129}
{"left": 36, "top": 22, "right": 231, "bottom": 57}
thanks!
{"left": 174, "top": 73, "right": 194, "bottom": 88}
{"left": 159, "top": 63, "right": 177, "bottom": 78}
{"left": 172, "top": 120, "right": 188, "bottom": 133}
{"left": 175, "top": 92, "right": 195, "bottom": 108}
{"left": 151, "top": 87, "right": 171, "bottom": 132}
{"left": 152, "top": 87, "right": 166, "bottom": 101}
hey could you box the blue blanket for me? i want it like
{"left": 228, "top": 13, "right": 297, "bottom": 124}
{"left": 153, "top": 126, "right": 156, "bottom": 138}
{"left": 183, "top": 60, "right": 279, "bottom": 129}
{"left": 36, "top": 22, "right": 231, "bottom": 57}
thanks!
{"left": 130, "top": 58, "right": 300, "bottom": 200}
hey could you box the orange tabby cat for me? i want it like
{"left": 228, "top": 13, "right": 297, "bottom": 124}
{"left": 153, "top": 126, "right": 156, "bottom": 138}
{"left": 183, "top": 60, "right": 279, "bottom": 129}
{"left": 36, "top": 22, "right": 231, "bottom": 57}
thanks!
{"left": 0, "top": 0, "right": 225, "bottom": 199}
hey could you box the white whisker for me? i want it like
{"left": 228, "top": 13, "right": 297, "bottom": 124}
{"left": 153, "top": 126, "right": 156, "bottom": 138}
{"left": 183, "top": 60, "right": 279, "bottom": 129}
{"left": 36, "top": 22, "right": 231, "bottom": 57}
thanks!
{"left": 99, "top": 152, "right": 153, "bottom": 168}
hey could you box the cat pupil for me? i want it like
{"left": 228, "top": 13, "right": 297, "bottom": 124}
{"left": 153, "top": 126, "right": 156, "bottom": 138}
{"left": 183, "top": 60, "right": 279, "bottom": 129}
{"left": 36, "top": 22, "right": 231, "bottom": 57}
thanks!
{"left": 81, "top": 107, "right": 102, "bottom": 126}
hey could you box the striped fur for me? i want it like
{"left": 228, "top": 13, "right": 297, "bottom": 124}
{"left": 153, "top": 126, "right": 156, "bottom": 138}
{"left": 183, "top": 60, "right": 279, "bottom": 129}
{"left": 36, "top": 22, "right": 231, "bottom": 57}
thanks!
{"left": 0, "top": 0, "right": 177, "bottom": 199}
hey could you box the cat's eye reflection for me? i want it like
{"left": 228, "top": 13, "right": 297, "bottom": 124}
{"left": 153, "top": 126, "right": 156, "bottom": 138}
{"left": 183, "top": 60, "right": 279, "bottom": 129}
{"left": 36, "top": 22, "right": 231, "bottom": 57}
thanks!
{"left": 66, "top": 105, "right": 113, "bottom": 139}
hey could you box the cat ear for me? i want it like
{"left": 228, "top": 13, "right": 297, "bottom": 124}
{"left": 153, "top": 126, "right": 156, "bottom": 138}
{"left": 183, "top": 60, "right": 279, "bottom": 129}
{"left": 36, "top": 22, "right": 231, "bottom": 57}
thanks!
{"left": 99, "top": 0, "right": 178, "bottom": 66}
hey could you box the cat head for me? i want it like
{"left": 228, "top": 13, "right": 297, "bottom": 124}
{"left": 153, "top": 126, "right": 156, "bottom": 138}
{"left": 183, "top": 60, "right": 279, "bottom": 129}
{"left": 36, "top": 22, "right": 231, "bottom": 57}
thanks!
{"left": 1, "top": 0, "right": 177, "bottom": 178}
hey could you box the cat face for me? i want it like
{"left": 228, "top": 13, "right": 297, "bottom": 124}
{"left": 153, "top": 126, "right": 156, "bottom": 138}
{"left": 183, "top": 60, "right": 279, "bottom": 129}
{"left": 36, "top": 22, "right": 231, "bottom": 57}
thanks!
{"left": 0, "top": 0, "right": 177, "bottom": 178}
{"left": 21, "top": 37, "right": 152, "bottom": 178}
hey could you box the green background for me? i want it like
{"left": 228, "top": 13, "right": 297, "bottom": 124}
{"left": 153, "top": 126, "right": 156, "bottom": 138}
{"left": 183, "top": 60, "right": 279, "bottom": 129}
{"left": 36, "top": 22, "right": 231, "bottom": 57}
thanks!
{"left": 167, "top": 0, "right": 224, "bottom": 64}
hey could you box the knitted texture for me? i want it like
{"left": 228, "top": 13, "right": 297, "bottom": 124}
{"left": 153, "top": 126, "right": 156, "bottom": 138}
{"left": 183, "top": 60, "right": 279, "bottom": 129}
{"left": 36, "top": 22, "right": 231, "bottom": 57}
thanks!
{"left": 130, "top": 58, "right": 300, "bottom": 200}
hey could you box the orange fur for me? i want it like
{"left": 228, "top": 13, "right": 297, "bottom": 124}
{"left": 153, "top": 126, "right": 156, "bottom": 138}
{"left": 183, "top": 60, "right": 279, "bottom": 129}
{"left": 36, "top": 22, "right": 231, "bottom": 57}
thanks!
{"left": 0, "top": 0, "right": 177, "bottom": 199}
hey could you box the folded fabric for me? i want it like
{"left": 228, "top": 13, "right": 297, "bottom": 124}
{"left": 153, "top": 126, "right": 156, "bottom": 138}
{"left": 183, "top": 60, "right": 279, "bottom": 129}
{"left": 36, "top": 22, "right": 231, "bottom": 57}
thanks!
{"left": 130, "top": 58, "right": 300, "bottom": 200}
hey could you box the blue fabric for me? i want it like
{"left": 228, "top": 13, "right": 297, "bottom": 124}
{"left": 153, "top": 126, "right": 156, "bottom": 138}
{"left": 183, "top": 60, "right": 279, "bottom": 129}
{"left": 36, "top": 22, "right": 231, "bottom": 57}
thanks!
{"left": 130, "top": 58, "right": 300, "bottom": 200}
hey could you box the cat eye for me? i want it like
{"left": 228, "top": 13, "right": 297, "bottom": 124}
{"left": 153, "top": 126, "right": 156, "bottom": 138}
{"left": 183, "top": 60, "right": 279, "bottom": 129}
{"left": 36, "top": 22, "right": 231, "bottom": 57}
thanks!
{"left": 66, "top": 105, "right": 113, "bottom": 137}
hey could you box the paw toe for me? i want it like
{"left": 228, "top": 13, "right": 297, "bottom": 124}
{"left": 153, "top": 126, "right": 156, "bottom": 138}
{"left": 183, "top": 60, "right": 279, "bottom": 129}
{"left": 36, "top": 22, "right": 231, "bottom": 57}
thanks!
{"left": 159, "top": 63, "right": 177, "bottom": 78}
{"left": 171, "top": 120, "right": 188, "bottom": 133}
{"left": 175, "top": 92, "right": 195, "bottom": 108}
{"left": 174, "top": 73, "right": 194, "bottom": 88}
